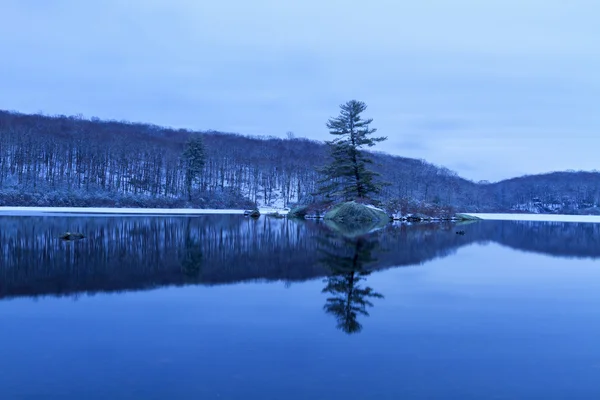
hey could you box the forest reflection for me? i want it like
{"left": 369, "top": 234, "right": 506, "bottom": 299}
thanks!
{"left": 1, "top": 215, "right": 600, "bottom": 301}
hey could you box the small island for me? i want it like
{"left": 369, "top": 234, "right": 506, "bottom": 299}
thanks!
{"left": 288, "top": 100, "right": 477, "bottom": 232}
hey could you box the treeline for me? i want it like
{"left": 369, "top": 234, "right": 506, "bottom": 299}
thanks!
{"left": 0, "top": 111, "right": 332, "bottom": 208}
{"left": 0, "top": 110, "right": 475, "bottom": 209}
{"left": 478, "top": 172, "right": 600, "bottom": 214}
{"left": 1, "top": 110, "right": 599, "bottom": 213}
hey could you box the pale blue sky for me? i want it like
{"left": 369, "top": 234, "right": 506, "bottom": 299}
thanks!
{"left": 1, "top": 0, "right": 599, "bottom": 181}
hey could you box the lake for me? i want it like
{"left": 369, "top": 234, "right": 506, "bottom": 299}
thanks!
{"left": 1, "top": 215, "right": 600, "bottom": 399}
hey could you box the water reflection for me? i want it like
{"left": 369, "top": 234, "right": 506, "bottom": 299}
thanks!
{"left": 2, "top": 215, "right": 600, "bottom": 301}
{"left": 319, "top": 232, "right": 383, "bottom": 334}
{"left": 181, "top": 219, "right": 203, "bottom": 280}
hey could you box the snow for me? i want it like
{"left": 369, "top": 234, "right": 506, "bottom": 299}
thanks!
{"left": 4, "top": 208, "right": 596, "bottom": 223}
{"left": 464, "top": 213, "right": 600, "bottom": 223}
{"left": 0, "top": 206, "right": 291, "bottom": 216}
{"left": 0, "top": 207, "right": 245, "bottom": 216}
{"left": 259, "top": 207, "right": 290, "bottom": 215}
{"left": 262, "top": 191, "right": 287, "bottom": 209}
{"left": 365, "top": 204, "right": 385, "bottom": 212}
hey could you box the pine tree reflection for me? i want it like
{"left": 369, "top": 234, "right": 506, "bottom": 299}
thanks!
{"left": 181, "top": 219, "right": 203, "bottom": 280}
{"left": 320, "top": 231, "right": 384, "bottom": 334}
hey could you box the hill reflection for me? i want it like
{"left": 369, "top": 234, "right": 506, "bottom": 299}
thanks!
{"left": 1, "top": 215, "right": 599, "bottom": 300}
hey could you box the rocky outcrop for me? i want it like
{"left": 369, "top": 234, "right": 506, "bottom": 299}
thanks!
{"left": 244, "top": 209, "right": 260, "bottom": 218}
{"left": 59, "top": 232, "right": 85, "bottom": 241}
{"left": 324, "top": 202, "right": 389, "bottom": 223}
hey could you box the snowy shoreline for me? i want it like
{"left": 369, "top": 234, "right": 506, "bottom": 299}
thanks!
{"left": 0, "top": 206, "right": 288, "bottom": 216}
{"left": 464, "top": 213, "right": 600, "bottom": 223}
{"left": 1, "top": 207, "right": 599, "bottom": 223}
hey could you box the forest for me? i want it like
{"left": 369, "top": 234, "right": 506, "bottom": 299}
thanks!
{"left": 1, "top": 109, "right": 599, "bottom": 214}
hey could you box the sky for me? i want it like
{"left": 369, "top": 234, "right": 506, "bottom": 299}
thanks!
{"left": 0, "top": 0, "right": 599, "bottom": 182}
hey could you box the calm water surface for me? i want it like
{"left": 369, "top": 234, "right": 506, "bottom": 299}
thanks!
{"left": 1, "top": 215, "right": 600, "bottom": 399}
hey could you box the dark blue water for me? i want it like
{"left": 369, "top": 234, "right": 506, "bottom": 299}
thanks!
{"left": 1, "top": 216, "right": 600, "bottom": 399}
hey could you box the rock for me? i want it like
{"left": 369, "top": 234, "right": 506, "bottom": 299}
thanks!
{"left": 59, "top": 232, "right": 85, "bottom": 241}
{"left": 243, "top": 209, "right": 261, "bottom": 218}
{"left": 324, "top": 201, "right": 389, "bottom": 225}
{"left": 305, "top": 212, "right": 324, "bottom": 219}
{"left": 405, "top": 213, "right": 432, "bottom": 222}
{"left": 289, "top": 205, "right": 328, "bottom": 219}
{"left": 288, "top": 205, "right": 309, "bottom": 219}
{"left": 454, "top": 213, "right": 481, "bottom": 221}
{"left": 321, "top": 202, "right": 390, "bottom": 237}
{"left": 266, "top": 212, "right": 286, "bottom": 219}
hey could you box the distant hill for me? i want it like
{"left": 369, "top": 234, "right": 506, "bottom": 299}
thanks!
{"left": 480, "top": 171, "right": 600, "bottom": 214}
{"left": 0, "top": 109, "right": 599, "bottom": 214}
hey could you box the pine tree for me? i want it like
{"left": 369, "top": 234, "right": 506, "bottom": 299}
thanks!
{"left": 183, "top": 134, "right": 206, "bottom": 201}
{"left": 318, "top": 100, "right": 387, "bottom": 201}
